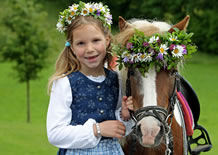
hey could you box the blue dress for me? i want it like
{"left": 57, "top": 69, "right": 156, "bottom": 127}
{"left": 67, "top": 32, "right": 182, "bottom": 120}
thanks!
{"left": 58, "top": 68, "right": 124, "bottom": 155}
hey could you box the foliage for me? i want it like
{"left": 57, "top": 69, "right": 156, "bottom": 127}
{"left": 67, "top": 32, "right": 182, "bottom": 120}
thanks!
{"left": 185, "top": 1, "right": 218, "bottom": 54}
{"left": 112, "top": 29, "right": 197, "bottom": 75}
{"left": 0, "top": 0, "right": 49, "bottom": 82}
{"left": 0, "top": 0, "right": 49, "bottom": 123}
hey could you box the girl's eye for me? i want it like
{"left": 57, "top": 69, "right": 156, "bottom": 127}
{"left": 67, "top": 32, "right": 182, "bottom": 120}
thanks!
{"left": 93, "top": 38, "right": 101, "bottom": 42}
{"left": 77, "top": 42, "right": 84, "bottom": 46}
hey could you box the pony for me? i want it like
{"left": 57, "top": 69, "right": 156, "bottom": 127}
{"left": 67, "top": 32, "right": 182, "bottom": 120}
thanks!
{"left": 114, "top": 16, "right": 197, "bottom": 155}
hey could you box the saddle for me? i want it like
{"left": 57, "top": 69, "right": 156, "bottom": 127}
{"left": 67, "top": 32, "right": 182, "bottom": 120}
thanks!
{"left": 177, "top": 74, "right": 212, "bottom": 155}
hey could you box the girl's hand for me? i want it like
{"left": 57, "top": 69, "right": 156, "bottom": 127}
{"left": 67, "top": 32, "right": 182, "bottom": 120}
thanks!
{"left": 121, "top": 96, "right": 134, "bottom": 121}
{"left": 94, "top": 120, "right": 126, "bottom": 139}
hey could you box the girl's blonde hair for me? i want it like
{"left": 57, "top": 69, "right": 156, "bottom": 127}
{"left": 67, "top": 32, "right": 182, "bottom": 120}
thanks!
{"left": 48, "top": 16, "right": 113, "bottom": 93}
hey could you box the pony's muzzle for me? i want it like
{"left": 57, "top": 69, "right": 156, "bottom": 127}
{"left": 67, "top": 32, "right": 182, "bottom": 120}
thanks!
{"left": 136, "top": 116, "right": 165, "bottom": 147}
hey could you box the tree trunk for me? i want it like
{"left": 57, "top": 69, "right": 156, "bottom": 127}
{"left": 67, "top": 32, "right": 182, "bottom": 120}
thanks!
{"left": 26, "top": 80, "right": 30, "bottom": 123}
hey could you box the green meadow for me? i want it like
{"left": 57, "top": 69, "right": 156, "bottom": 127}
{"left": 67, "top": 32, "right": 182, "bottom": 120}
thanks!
{"left": 0, "top": 1, "right": 217, "bottom": 155}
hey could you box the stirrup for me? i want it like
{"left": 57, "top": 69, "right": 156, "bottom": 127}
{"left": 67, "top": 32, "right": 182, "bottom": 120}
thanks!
{"left": 188, "top": 124, "right": 212, "bottom": 155}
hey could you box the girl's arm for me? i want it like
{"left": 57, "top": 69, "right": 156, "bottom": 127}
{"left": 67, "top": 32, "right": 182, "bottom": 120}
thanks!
{"left": 46, "top": 77, "right": 101, "bottom": 149}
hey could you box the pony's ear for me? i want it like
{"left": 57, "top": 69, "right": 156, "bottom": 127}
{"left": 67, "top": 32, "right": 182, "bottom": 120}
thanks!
{"left": 118, "top": 16, "right": 130, "bottom": 31}
{"left": 168, "top": 15, "right": 190, "bottom": 33}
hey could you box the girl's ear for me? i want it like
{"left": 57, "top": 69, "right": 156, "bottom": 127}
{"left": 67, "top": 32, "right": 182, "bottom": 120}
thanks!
{"left": 118, "top": 16, "right": 130, "bottom": 32}
{"left": 106, "top": 35, "right": 111, "bottom": 47}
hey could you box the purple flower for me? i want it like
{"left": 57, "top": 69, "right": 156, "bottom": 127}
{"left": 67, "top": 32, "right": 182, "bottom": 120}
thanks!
{"left": 96, "top": 10, "right": 101, "bottom": 16}
{"left": 156, "top": 53, "right": 163, "bottom": 60}
{"left": 169, "top": 44, "right": 175, "bottom": 51}
{"left": 143, "top": 42, "right": 149, "bottom": 47}
{"left": 126, "top": 42, "right": 134, "bottom": 49}
{"left": 181, "top": 45, "right": 187, "bottom": 54}
{"left": 183, "top": 49, "right": 187, "bottom": 54}
{"left": 123, "top": 57, "right": 129, "bottom": 63}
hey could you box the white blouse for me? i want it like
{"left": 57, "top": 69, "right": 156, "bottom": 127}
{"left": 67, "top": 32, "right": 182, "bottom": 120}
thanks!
{"left": 46, "top": 75, "right": 134, "bottom": 149}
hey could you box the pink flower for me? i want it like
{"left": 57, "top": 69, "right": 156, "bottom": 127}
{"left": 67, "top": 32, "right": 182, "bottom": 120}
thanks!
{"left": 143, "top": 42, "right": 149, "bottom": 47}
{"left": 169, "top": 44, "right": 175, "bottom": 51}
{"left": 126, "top": 42, "right": 134, "bottom": 49}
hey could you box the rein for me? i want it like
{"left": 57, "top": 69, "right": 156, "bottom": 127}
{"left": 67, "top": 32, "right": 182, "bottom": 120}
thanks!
{"left": 126, "top": 68, "right": 180, "bottom": 155}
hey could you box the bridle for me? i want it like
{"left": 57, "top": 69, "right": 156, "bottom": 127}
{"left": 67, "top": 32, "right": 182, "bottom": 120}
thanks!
{"left": 126, "top": 68, "right": 180, "bottom": 155}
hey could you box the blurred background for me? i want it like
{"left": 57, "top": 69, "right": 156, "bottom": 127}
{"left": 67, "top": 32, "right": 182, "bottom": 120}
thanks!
{"left": 0, "top": 0, "right": 217, "bottom": 154}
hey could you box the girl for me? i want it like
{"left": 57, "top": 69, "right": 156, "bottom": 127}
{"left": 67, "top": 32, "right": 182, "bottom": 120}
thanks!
{"left": 47, "top": 1, "right": 134, "bottom": 155}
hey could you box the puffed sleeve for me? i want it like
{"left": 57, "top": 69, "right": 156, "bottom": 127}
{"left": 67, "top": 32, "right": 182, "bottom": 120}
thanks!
{"left": 115, "top": 76, "right": 135, "bottom": 136}
{"left": 46, "top": 76, "right": 101, "bottom": 149}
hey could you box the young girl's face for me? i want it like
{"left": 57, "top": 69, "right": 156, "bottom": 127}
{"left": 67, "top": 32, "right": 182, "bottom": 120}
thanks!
{"left": 71, "top": 24, "right": 110, "bottom": 74}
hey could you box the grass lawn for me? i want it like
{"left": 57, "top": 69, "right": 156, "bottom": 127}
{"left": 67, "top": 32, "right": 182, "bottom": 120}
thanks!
{"left": 180, "top": 52, "right": 218, "bottom": 154}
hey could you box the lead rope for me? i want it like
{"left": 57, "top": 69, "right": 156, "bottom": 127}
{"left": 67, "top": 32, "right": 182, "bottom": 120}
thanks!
{"left": 126, "top": 68, "right": 137, "bottom": 155}
{"left": 126, "top": 68, "right": 136, "bottom": 121}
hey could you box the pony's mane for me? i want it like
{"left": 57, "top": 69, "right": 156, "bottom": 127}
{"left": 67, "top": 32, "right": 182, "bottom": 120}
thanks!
{"left": 115, "top": 18, "right": 172, "bottom": 45}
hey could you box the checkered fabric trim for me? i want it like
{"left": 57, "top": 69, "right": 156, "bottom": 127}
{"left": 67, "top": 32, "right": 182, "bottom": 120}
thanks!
{"left": 65, "top": 139, "right": 124, "bottom": 155}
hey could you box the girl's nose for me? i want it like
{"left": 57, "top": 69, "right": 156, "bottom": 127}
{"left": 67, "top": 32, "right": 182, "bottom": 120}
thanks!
{"left": 86, "top": 43, "right": 94, "bottom": 53}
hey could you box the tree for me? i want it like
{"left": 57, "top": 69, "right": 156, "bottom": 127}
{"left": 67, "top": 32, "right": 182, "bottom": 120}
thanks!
{"left": 0, "top": 0, "right": 49, "bottom": 123}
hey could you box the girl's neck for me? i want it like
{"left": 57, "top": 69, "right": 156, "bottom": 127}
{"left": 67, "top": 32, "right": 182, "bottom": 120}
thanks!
{"left": 79, "top": 67, "right": 105, "bottom": 77}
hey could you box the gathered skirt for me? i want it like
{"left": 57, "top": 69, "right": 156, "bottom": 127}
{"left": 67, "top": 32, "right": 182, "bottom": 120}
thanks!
{"left": 65, "top": 138, "right": 124, "bottom": 155}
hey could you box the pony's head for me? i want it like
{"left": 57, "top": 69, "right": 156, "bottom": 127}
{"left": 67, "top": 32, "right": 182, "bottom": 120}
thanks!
{"left": 115, "top": 16, "right": 192, "bottom": 148}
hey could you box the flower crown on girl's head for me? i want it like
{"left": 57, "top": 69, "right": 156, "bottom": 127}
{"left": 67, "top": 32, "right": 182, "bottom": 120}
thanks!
{"left": 112, "top": 28, "right": 197, "bottom": 75}
{"left": 56, "top": 1, "right": 112, "bottom": 33}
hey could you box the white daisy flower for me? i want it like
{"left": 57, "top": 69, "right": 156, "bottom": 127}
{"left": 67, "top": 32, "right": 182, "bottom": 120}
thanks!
{"left": 131, "top": 54, "right": 139, "bottom": 63}
{"left": 148, "top": 36, "right": 159, "bottom": 44}
{"left": 81, "top": 7, "right": 89, "bottom": 16}
{"left": 100, "top": 6, "right": 106, "bottom": 12}
{"left": 139, "top": 53, "right": 146, "bottom": 62}
{"left": 95, "top": 3, "right": 105, "bottom": 12}
{"left": 85, "top": 3, "right": 94, "bottom": 13}
{"left": 121, "top": 51, "right": 129, "bottom": 58}
{"left": 145, "top": 54, "right": 152, "bottom": 62}
{"left": 56, "top": 22, "right": 64, "bottom": 32}
{"left": 172, "top": 45, "right": 184, "bottom": 57}
{"left": 66, "top": 16, "right": 73, "bottom": 24}
{"left": 159, "top": 44, "right": 169, "bottom": 55}
{"left": 69, "top": 4, "right": 78, "bottom": 12}
{"left": 169, "top": 35, "right": 178, "bottom": 41}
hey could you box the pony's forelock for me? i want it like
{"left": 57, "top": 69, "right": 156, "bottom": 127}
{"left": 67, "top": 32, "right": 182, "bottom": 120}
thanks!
{"left": 115, "top": 18, "right": 172, "bottom": 45}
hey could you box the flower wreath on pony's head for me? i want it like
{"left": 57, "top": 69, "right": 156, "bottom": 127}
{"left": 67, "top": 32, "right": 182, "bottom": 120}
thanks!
{"left": 112, "top": 28, "right": 197, "bottom": 76}
{"left": 56, "top": 1, "right": 112, "bottom": 33}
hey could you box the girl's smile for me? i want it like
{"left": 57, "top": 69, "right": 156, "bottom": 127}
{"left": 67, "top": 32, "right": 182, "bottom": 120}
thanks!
{"left": 85, "top": 54, "right": 99, "bottom": 62}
